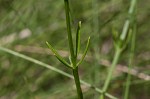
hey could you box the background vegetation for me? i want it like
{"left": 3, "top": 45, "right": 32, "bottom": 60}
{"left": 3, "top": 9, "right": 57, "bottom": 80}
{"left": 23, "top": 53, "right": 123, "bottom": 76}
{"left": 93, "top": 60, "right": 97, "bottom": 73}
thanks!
{"left": 0, "top": 0, "right": 150, "bottom": 99}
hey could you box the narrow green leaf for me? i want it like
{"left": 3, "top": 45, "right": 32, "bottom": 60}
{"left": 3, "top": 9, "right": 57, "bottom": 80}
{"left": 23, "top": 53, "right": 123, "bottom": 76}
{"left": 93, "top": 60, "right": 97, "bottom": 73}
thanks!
{"left": 68, "top": 55, "right": 73, "bottom": 67}
{"left": 77, "top": 37, "right": 90, "bottom": 66}
{"left": 75, "top": 21, "right": 81, "bottom": 59}
{"left": 46, "top": 41, "right": 72, "bottom": 69}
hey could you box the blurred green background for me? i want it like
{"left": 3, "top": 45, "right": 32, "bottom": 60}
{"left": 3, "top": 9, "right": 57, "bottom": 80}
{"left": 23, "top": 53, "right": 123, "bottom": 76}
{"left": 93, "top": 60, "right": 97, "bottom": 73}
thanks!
{"left": 0, "top": 0, "right": 150, "bottom": 99}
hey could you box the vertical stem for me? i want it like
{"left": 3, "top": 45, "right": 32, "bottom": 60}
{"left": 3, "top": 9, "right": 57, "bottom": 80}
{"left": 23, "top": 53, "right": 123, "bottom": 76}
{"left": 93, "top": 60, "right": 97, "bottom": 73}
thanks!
{"left": 64, "top": 0, "right": 83, "bottom": 98}
{"left": 124, "top": 1, "right": 137, "bottom": 98}
{"left": 100, "top": 49, "right": 121, "bottom": 99}
{"left": 120, "top": 0, "right": 137, "bottom": 40}
{"left": 100, "top": 0, "right": 137, "bottom": 98}
{"left": 73, "top": 67, "right": 83, "bottom": 99}
{"left": 124, "top": 0, "right": 137, "bottom": 98}
{"left": 123, "top": 49, "right": 133, "bottom": 99}
{"left": 103, "top": 49, "right": 121, "bottom": 91}
{"left": 64, "top": 0, "right": 75, "bottom": 64}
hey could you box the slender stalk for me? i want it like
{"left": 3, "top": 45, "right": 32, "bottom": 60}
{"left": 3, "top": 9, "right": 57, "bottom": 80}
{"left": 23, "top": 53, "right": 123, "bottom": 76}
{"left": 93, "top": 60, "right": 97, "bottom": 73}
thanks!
{"left": 100, "top": 0, "right": 137, "bottom": 98}
{"left": 0, "top": 46, "right": 117, "bottom": 99}
{"left": 100, "top": 49, "right": 121, "bottom": 99}
{"left": 64, "top": 0, "right": 76, "bottom": 65}
{"left": 73, "top": 67, "right": 83, "bottom": 99}
{"left": 103, "top": 49, "right": 121, "bottom": 91}
{"left": 120, "top": 0, "right": 137, "bottom": 40}
{"left": 123, "top": 43, "right": 134, "bottom": 99}
{"left": 64, "top": 0, "right": 83, "bottom": 98}
{"left": 124, "top": 1, "right": 137, "bottom": 98}
{"left": 124, "top": 0, "right": 137, "bottom": 99}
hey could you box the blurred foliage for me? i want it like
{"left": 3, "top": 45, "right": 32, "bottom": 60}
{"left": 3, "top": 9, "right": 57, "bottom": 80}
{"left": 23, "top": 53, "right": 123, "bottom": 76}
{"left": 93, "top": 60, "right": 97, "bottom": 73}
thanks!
{"left": 0, "top": 0, "right": 150, "bottom": 99}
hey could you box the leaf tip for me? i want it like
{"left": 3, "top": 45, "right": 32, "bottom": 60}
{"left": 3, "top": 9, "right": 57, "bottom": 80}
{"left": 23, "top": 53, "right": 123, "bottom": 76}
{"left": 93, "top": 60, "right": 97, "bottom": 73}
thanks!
{"left": 46, "top": 41, "right": 49, "bottom": 45}
{"left": 78, "top": 21, "right": 82, "bottom": 28}
{"left": 88, "top": 36, "right": 91, "bottom": 42}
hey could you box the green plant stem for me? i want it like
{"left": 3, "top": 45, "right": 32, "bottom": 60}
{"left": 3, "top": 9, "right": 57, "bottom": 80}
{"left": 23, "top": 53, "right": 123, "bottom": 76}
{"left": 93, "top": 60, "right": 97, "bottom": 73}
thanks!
{"left": 120, "top": 0, "right": 137, "bottom": 40}
{"left": 64, "top": 0, "right": 75, "bottom": 65}
{"left": 124, "top": 10, "right": 137, "bottom": 99}
{"left": 123, "top": 55, "right": 132, "bottom": 99}
{"left": 100, "top": 0, "right": 137, "bottom": 98}
{"left": 64, "top": 0, "right": 83, "bottom": 98}
{"left": 73, "top": 67, "right": 83, "bottom": 99}
{"left": 0, "top": 46, "right": 117, "bottom": 99}
{"left": 100, "top": 48, "right": 121, "bottom": 99}
{"left": 123, "top": 0, "right": 137, "bottom": 99}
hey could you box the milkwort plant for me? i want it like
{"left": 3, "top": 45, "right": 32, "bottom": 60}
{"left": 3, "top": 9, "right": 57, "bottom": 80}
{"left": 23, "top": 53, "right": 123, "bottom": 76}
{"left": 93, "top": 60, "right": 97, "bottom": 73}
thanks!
{"left": 46, "top": 0, "right": 90, "bottom": 99}
{"left": 100, "top": 0, "right": 137, "bottom": 98}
